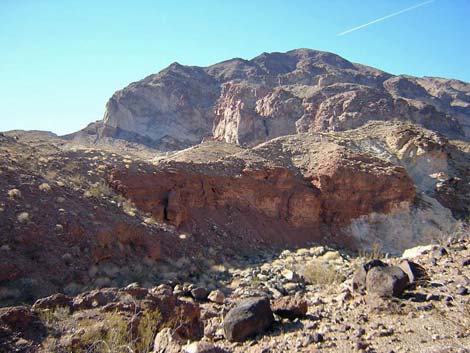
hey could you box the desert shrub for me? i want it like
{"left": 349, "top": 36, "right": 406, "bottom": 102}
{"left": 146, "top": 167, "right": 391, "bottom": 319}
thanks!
{"left": 302, "top": 260, "right": 344, "bottom": 285}
{"left": 358, "top": 242, "right": 384, "bottom": 260}
{"left": 135, "top": 309, "right": 162, "bottom": 353}
{"left": 17, "top": 212, "right": 30, "bottom": 223}
{"left": 7, "top": 188, "right": 21, "bottom": 199}
{"left": 77, "top": 309, "right": 162, "bottom": 353}
{"left": 85, "top": 181, "right": 113, "bottom": 198}
{"left": 44, "top": 169, "right": 58, "bottom": 181}
{"left": 122, "top": 199, "right": 137, "bottom": 217}
{"left": 39, "top": 182, "right": 52, "bottom": 192}
{"left": 37, "top": 306, "right": 70, "bottom": 327}
{"left": 69, "top": 174, "right": 85, "bottom": 186}
{"left": 143, "top": 217, "right": 157, "bottom": 225}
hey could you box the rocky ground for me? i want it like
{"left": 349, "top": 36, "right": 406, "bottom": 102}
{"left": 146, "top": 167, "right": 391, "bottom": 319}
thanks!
{"left": 1, "top": 229, "right": 469, "bottom": 353}
{"left": 1, "top": 121, "right": 470, "bottom": 352}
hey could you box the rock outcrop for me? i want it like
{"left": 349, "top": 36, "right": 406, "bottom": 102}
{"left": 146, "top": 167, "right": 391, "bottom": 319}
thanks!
{"left": 109, "top": 122, "right": 467, "bottom": 254}
{"left": 72, "top": 49, "right": 470, "bottom": 149}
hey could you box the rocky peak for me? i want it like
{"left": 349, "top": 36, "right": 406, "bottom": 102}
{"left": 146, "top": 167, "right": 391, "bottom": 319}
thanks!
{"left": 70, "top": 48, "right": 469, "bottom": 152}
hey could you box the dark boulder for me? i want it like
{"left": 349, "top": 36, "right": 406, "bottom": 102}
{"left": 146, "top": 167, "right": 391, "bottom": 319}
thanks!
{"left": 366, "top": 266, "right": 409, "bottom": 298}
{"left": 223, "top": 297, "right": 274, "bottom": 342}
{"left": 352, "top": 259, "right": 387, "bottom": 293}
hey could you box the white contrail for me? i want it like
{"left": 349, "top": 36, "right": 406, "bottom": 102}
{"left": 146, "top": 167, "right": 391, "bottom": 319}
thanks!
{"left": 337, "top": 0, "right": 435, "bottom": 36}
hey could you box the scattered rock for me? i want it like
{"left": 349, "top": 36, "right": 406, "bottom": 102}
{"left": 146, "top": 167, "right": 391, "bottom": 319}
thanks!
{"left": 32, "top": 293, "right": 72, "bottom": 311}
{"left": 281, "top": 269, "right": 301, "bottom": 283}
{"left": 312, "top": 332, "right": 324, "bottom": 343}
{"left": 207, "top": 289, "right": 225, "bottom": 304}
{"left": 191, "top": 287, "right": 209, "bottom": 301}
{"left": 154, "top": 327, "right": 183, "bottom": 353}
{"left": 271, "top": 296, "right": 308, "bottom": 320}
{"left": 0, "top": 306, "right": 34, "bottom": 330}
{"left": 183, "top": 341, "right": 228, "bottom": 353}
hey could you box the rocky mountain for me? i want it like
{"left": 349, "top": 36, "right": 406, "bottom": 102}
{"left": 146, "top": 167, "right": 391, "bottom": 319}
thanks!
{"left": 1, "top": 49, "right": 470, "bottom": 353}
{"left": 70, "top": 49, "right": 470, "bottom": 150}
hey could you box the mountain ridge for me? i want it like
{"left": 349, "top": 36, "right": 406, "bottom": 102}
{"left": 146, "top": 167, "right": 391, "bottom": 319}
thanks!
{"left": 67, "top": 48, "right": 470, "bottom": 151}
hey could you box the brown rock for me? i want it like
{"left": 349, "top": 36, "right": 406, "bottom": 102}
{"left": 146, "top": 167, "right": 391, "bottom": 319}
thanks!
{"left": 191, "top": 287, "right": 209, "bottom": 301}
{"left": 271, "top": 296, "right": 308, "bottom": 320}
{"left": 72, "top": 288, "right": 118, "bottom": 310}
{"left": 32, "top": 293, "right": 72, "bottom": 311}
{"left": 207, "top": 289, "right": 225, "bottom": 304}
{"left": 108, "top": 130, "right": 415, "bottom": 254}
{"left": 0, "top": 306, "right": 33, "bottom": 330}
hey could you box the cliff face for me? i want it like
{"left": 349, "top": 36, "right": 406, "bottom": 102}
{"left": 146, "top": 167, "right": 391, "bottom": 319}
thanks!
{"left": 81, "top": 49, "right": 470, "bottom": 150}
{"left": 108, "top": 122, "right": 467, "bottom": 254}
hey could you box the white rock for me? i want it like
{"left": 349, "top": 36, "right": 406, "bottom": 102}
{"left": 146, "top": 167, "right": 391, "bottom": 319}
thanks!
{"left": 402, "top": 244, "right": 438, "bottom": 259}
{"left": 207, "top": 289, "right": 225, "bottom": 304}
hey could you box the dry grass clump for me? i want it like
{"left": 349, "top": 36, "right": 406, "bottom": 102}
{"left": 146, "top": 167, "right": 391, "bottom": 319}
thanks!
{"left": 143, "top": 217, "right": 157, "bottom": 225}
{"left": 7, "top": 188, "right": 22, "bottom": 199}
{"left": 44, "top": 169, "right": 58, "bottom": 181}
{"left": 17, "top": 212, "right": 30, "bottom": 223}
{"left": 116, "top": 196, "right": 137, "bottom": 217}
{"left": 39, "top": 182, "right": 52, "bottom": 192}
{"left": 358, "top": 242, "right": 385, "bottom": 260}
{"left": 76, "top": 309, "right": 161, "bottom": 353}
{"left": 69, "top": 174, "right": 85, "bottom": 187}
{"left": 84, "top": 181, "right": 113, "bottom": 198}
{"left": 302, "top": 260, "right": 344, "bottom": 285}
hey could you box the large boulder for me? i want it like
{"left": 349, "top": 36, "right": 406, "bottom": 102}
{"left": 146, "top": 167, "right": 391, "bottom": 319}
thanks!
{"left": 223, "top": 297, "right": 274, "bottom": 342}
{"left": 366, "top": 266, "right": 409, "bottom": 298}
{"left": 352, "top": 259, "right": 387, "bottom": 294}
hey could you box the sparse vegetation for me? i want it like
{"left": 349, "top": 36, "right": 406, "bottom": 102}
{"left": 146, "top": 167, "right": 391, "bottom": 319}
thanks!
{"left": 143, "top": 216, "right": 157, "bottom": 225}
{"left": 7, "top": 188, "right": 22, "bottom": 199}
{"left": 44, "top": 169, "right": 58, "bottom": 181}
{"left": 85, "top": 181, "right": 113, "bottom": 198}
{"left": 76, "top": 309, "right": 161, "bottom": 353}
{"left": 358, "top": 242, "right": 385, "bottom": 260}
{"left": 16, "top": 211, "right": 30, "bottom": 223}
{"left": 69, "top": 173, "right": 85, "bottom": 186}
{"left": 302, "top": 260, "right": 344, "bottom": 285}
{"left": 119, "top": 197, "right": 137, "bottom": 216}
{"left": 39, "top": 182, "right": 52, "bottom": 192}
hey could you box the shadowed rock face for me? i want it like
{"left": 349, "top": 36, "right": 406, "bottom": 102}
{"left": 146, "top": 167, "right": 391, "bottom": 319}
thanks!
{"left": 76, "top": 49, "right": 470, "bottom": 149}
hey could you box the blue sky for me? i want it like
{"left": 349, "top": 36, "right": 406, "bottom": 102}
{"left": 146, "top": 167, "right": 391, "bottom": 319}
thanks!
{"left": 1, "top": 0, "right": 469, "bottom": 135}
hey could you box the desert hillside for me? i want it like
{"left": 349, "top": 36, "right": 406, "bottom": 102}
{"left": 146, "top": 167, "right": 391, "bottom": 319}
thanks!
{"left": 1, "top": 49, "right": 469, "bottom": 353}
